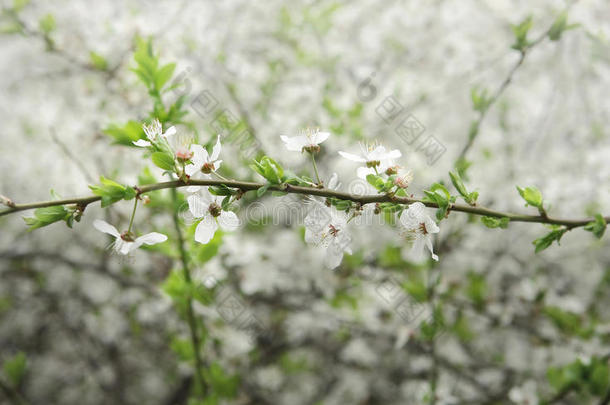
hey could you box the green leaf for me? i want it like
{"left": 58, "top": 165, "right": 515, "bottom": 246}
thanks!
{"left": 38, "top": 14, "right": 55, "bottom": 35}
{"left": 13, "top": 0, "right": 30, "bottom": 12}
{"left": 23, "top": 205, "right": 69, "bottom": 230}
{"left": 481, "top": 216, "right": 510, "bottom": 229}
{"left": 103, "top": 120, "right": 145, "bottom": 146}
{"left": 516, "top": 186, "right": 543, "bottom": 208}
{"left": 584, "top": 213, "right": 606, "bottom": 239}
{"left": 470, "top": 87, "right": 492, "bottom": 113}
{"left": 548, "top": 11, "right": 579, "bottom": 41}
{"left": 89, "top": 176, "right": 134, "bottom": 207}
{"left": 449, "top": 171, "right": 478, "bottom": 205}
{"left": 155, "top": 63, "right": 176, "bottom": 91}
{"left": 3, "top": 352, "right": 26, "bottom": 387}
{"left": 511, "top": 16, "right": 533, "bottom": 51}
{"left": 256, "top": 183, "right": 270, "bottom": 197}
{"left": 533, "top": 226, "right": 567, "bottom": 253}
{"left": 89, "top": 51, "right": 108, "bottom": 71}
{"left": 250, "top": 156, "right": 284, "bottom": 184}
{"left": 151, "top": 151, "right": 175, "bottom": 171}
{"left": 422, "top": 183, "right": 455, "bottom": 221}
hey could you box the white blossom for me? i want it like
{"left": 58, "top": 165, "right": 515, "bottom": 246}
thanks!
{"left": 281, "top": 128, "right": 330, "bottom": 152}
{"left": 304, "top": 199, "right": 352, "bottom": 269}
{"left": 338, "top": 142, "right": 402, "bottom": 179}
{"left": 398, "top": 202, "right": 440, "bottom": 261}
{"left": 93, "top": 219, "right": 167, "bottom": 255}
{"left": 184, "top": 136, "right": 223, "bottom": 192}
{"left": 133, "top": 119, "right": 176, "bottom": 148}
{"left": 188, "top": 189, "right": 239, "bottom": 244}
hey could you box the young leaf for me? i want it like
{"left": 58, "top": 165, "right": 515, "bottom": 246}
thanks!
{"left": 584, "top": 213, "right": 606, "bottom": 239}
{"left": 449, "top": 171, "right": 478, "bottom": 205}
{"left": 516, "top": 186, "right": 543, "bottom": 208}
{"left": 481, "top": 216, "right": 510, "bottom": 229}
{"left": 151, "top": 151, "right": 175, "bottom": 171}
{"left": 533, "top": 226, "right": 567, "bottom": 253}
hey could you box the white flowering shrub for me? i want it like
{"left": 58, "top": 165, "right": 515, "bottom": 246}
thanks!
{"left": 1, "top": 1, "right": 610, "bottom": 404}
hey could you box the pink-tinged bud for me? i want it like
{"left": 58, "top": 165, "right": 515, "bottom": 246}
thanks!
{"left": 393, "top": 171, "right": 414, "bottom": 189}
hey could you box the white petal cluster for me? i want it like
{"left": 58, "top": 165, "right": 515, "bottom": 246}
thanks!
{"left": 93, "top": 219, "right": 167, "bottom": 255}
{"left": 281, "top": 128, "right": 330, "bottom": 152}
{"left": 398, "top": 202, "right": 440, "bottom": 261}
{"left": 304, "top": 199, "right": 353, "bottom": 269}
{"left": 188, "top": 189, "right": 239, "bottom": 244}
{"left": 339, "top": 142, "right": 401, "bottom": 179}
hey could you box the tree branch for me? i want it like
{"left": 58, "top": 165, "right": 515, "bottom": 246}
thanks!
{"left": 1, "top": 179, "right": 607, "bottom": 229}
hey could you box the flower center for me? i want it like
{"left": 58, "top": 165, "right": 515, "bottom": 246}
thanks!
{"left": 176, "top": 149, "right": 193, "bottom": 161}
{"left": 208, "top": 202, "right": 222, "bottom": 217}
{"left": 201, "top": 162, "right": 215, "bottom": 174}
{"left": 385, "top": 166, "right": 399, "bottom": 175}
{"left": 303, "top": 144, "right": 321, "bottom": 154}
{"left": 120, "top": 231, "right": 135, "bottom": 242}
{"left": 328, "top": 224, "right": 340, "bottom": 237}
{"left": 418, "top": 222, "right": 428, "bottom": 235}
{"left": 366, "top": 160, "right": 381, "bottom": 168}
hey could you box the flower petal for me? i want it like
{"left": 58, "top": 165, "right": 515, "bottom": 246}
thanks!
{"left": 194, "top": 215, "right": 218, "bottom": 244}
{"left": 314, "top": 131, "right": 330, "bottom": 145}
{"left": 218, "top": 211, "right": 239, "bottom": 231}
{"left": 93, "top": 219, "right": 120, "bottom": 238}
{"left": 280, "top": 135, "right": 306, "bottom": 152}
{"left": 187, "top": 195, "right": 209, "bottom": 218}
{"left": 356, "top": 166, "right": 375, "bottom": 179}
{"left": 133, "top": 139, "right": 152, "bottom": 147}
{"left": 210, "top": 135, "right": 222, "bottom": 161}
{"left": 133, "top": 232, "right": 168, "bottom": 250}
{"left": 338, "top": 151, "right": 366, "bottom": 162}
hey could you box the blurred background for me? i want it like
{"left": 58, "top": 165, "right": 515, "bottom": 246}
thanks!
{"left": 1, "top": 0, "right": 610, "bottom": 404}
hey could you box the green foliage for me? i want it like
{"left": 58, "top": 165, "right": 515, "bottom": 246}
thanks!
{"left": 546, "top": 356, "right": 609, "bottom": 398}
{"left": 151, "top": 151, "right": 176, "bottom": 171}
{"left": 23, "top": 205, "right": 69, "bottom": 230}
{"left": 449, "top": 171, "right": 478, "bottom": 205}
{"left": 481, "top": 216, "right": 510, "bottom": 229}
{"left": 366, "top": 174, "right": 396, "bottom": 194}
{"left": 516, "top": 185, "right": 543, "bottom": 209}
{"left": 543, "top": 306, "right": 593, "bottom": 338}
{"left": 250, "top": 156, "right": 285, "bottom": 189}
{"left": 13, "top": 0, "right": 30, "bottom": 12}
{"left": 584, "top": 214, "right": 606, "bottom": 239}
{"left": 3, "top": 351, "right": 26, "bottom": 387}
{"left": 420, "top": 305, "right": 445, "bottom": 341}
{"left": 471, "top": 87, "right": 493, "bottom": 114}
{"left": 204, "top": 362, "right": 239, "bottom": 398}
{"left": 422, "top": 183, "right": 456, "bottom": 221}
{"left": 402, "top": 278, "right": 427, "bottom": 303}
{"left": 548, "top": 11, "right": 579, "bottom": 41}
{"left": 465, "top": 272, "right": 487, "bottom": 310}
{"left": 89, "top": 176, "right": 136, "bottom": 207}
{"left": 533, "top": 225, "right": 567, "bottom": 253}
{"left": 38, "top": 14, "right": 55, "bottom": 35}
{"left": 511, "top": 16, "right": 533, "bottom": 51}
{"left": 89, "top": 51, "right": 108, "bottom": 71}
{"left": 103, "top": 120, "right": 145, "bottom": 146}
